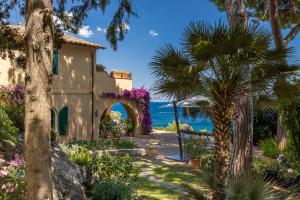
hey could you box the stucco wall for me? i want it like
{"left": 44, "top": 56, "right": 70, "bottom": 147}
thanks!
{"left": 0, "top": 45, "right": 138, "bottom": 141}
{"left": 0, "top": 52, "right": 24, "bottom": 86}
{"left": 52, "top": 93, "right": 92, "bottom": 142}
{"left": 94, "top": 71, "right": 132, "bottom": 94}
{"left": 52, "top": 44, "right": 93, "bottom": 91}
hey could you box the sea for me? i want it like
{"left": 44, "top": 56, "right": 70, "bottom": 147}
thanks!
{"left": 112, "top": 102, "right": 213, "bottom": 131}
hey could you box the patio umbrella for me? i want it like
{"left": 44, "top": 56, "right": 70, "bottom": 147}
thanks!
{"left": 161, "top": 95, "right": 211, "bottom": 162}
{"left": 160, "top": 95, "right": 212, "bottom": 108}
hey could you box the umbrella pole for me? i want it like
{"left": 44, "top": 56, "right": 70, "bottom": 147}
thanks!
{"left": 173, "top": 101, "right": 183, "bottom": 159}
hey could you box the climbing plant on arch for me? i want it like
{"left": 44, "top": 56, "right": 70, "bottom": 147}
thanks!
{"left": 102, "top": 88, "right": 152, "bottom": 134}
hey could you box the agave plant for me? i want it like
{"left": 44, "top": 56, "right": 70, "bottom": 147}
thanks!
{"left": 184, "top": 170, "right": 298, "bottom": 200}
{"left": 150, "top": 21, "right": 299, "bottom": 200}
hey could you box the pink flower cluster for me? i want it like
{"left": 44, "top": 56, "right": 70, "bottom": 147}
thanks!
{"left": 102, "top": 87, "right": 152, "bottom": 134}
{"left": 0, "top": 85, "right": 25, "bottom": 105}
{"left": 0, "top": 154, "right": 24, "bottom": 194}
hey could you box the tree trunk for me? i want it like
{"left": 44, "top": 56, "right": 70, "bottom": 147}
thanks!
{"left": 230, "top": 93, "right": 253, "bottom": 174}
{"left": 268, "top": 0, "right": 288, "bottom": 150}
{"left": 268, "top": 0, "right": 284, "bottom": 48}
{"left": 225, "top": 0, "right": 253, "bottom": 175}
{"left": 24, "top": 0, "right": 53, "bottom": 199}
{"left": 225, "top": 0, "right": 247, "bottom": 26}
{"left": 277, "top": 115, "right": 288, "bottom": 151}
{"left": 173, "top": 101, "right": 183, "bottom": 159}
{"left": 212, "top": 105, "right": 231, "bottom": 200}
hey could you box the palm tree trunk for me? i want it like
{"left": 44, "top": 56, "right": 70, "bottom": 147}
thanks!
{"left": 24, "top": 0, "right": 53, "bottom": 199}
{"left": 212, "top": 105, "right": 231, "bottom": 200}
{"left": 225, "top": 0, "right": 253, "bottom": 175}
{"left": 268, "top": 0, "right": 288, "bottom": 150}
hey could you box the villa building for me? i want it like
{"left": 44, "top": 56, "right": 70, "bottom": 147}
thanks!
{"left": 0, "top": 25, "right": 144, "bottom": 142}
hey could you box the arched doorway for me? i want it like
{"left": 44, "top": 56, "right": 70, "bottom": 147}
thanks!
{"left": 99, "top": 99, "right": 142, "bottom": 138}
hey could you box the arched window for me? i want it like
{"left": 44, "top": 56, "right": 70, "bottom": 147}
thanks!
{"left": 51, "top": 109, "right": 57, "bottom": 132}
{"left": 59, "top": 106, "right": 68, "bottom": 135}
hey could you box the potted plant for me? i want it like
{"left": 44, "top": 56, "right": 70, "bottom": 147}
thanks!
{"left": 184, "top": 136, "right": 206, "bottom": 169}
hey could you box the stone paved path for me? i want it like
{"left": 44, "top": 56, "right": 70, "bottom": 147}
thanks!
{"left": 133, "top": 130, "right": 188, "bottom": 196}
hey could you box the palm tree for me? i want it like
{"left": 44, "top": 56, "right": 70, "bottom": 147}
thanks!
{"left": 184, "top": 169, "right": 298, "bottom": 200}
{"left": 150, "top": 21, "right": 298, "bottom": 200}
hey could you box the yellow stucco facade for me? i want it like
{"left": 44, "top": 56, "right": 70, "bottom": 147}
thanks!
{"left": 0, "top": 39, "right": 143, "bottom": 142}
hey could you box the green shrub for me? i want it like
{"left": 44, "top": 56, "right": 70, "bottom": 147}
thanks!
{"left": 68, "top": 139, "right": 135, "bottom": 150}
{"left": 0, "top": 107, "right": 18, "bottom": 143}
{"left": 259, "top": 138, "right": 280, "bottom": 159}
{"left": 280, "top": 98, "right": 300, "bottom": 162}
{"left": 252, "top": 157, "right": 300, "bottom": 188}
{"left": 184, "top": 137, "right": 206, "bottom": 159}
{"left": 0, "top": 104, "right": 25, "bottom": 132}
{"left": 93, "top": 152, "right": 138, "bottom": 184}
{"left": 253, "top": 111, "right": 277, "bottom": 145}
{"left": 200, "top": 151, "right": 214, "bottom": 170}
{"left": 113, "top": 139, "right": 135, "bottom": 149}
{"left": 164, "top": 121, "right": 194, "bottom": 132}
{"left": 60, "top": 144, "right": 93, "bottom": 166}
{"left": 92, "top": 180, "right": 131, "bottom": 200}
{"left": 99, "top": 112, "right": 134, "bottom": 138}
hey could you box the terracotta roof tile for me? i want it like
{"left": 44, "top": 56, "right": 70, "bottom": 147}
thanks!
{"left": 1, "top": 25, "right": 104, "bottom": 49}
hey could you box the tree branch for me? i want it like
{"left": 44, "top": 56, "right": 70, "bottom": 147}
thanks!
{"left": 283, "top": 24, "right": 300, "bottom": 46}
{"left": 268, "top": 0, "right": 284, "bottom": 48}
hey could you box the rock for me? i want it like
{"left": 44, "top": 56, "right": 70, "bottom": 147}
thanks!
{"left": 52, "top": 146, "right": 86, "bottom": 200}
{"left": 0, "top": 139, "right": 23, "bottom": 160}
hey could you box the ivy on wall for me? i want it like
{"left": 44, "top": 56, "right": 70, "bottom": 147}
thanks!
{"left": 102, "top": 88, "right": 152, "bottom": 134}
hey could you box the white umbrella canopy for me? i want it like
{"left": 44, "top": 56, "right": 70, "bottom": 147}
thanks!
{"left": 160, "top": 95, "right": 212, "bottom": 108}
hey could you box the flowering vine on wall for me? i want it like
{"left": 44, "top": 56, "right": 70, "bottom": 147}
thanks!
{"left": 0, "top": 85, "right": 25, "bottom": 105}
{"left": 102, "top": 88, "right": 152, "bottom": 134}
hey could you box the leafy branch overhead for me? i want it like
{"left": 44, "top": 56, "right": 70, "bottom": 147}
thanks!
{"left": 210, "top": 0, "right": 300, "bottom": 45}
{"left": 0, "top": 0, "right": 136, "bottom": 55}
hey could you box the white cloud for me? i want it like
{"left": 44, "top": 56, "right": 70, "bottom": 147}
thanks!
{"left": 149, "top": 30, "right": 159, "bottom": 37}
{"left": 122, "top": 23, "right": 130, "bottom": 31}
{"left": 96, "top": 26, "right": 107, "bottom": 33}
{"left": 53, "top": 12, "right": 73, "bottom": 28}
{"left": 116, "top": 22, "right": 131, "bottom": 32}
{"left": 78, "top": 26, "right": 93, "bottom": 38}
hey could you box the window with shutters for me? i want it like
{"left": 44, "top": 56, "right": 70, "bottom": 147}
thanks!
{"left": 59, "top": 106, "right": 68, "bottom": 135}
{"left": 52, "top": 49, "right": 58, "bottom": 75}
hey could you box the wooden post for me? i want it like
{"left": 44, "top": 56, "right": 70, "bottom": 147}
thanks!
{"left": 173, "top": 101, "right": 183, "bottom": 159}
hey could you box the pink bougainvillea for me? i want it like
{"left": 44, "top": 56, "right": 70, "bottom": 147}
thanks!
{"left": 0, "top": 85, "right": 25, "bottom": 105}
{"left": 0, "top": 154, "right": 25, "bottom": 198}
{"left": 102, "top": 88, "right": 152, "bottom": 134}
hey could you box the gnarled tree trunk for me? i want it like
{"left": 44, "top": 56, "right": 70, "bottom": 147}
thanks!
{"left": 268, "top": 0, "right": 288, "bottom": 151}
{"left": 225, "top": 0, "right": 253, "bottom": 175}
{"left": 25, "top": 0, "right": 53, "bottom": 199}
{"left": 230, "top": 92, "right": 253, "bottom": 174}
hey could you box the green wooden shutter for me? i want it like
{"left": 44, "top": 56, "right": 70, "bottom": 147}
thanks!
{"left": 51, "top": 109, "right": 56, "bottom": 131}
{"left": 52, "top": 49, "right": 58, "bottom": 75}
{"left": 59, "top": 107, "right": 68, "bottom": 135}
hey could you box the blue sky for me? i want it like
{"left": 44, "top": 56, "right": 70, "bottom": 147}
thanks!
{"left": 73, "top": 0, "right": 227, "bottom": 101}
{"left": 10, "top": 0, "right": 300, "bottom": 101}
{"left": 73, "top": 0, "right": 300, "bottom": 101}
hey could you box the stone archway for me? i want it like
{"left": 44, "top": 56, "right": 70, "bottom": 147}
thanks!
{"left": 97, "top": 98, "right": 144, "bottom": 137}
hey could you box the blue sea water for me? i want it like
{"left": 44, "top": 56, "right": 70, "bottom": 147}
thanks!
{"left": 112, "top": 102, "right": 213, "bottom": 131}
